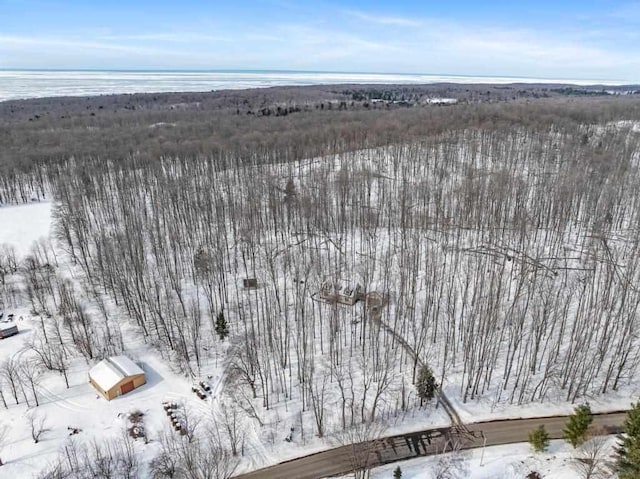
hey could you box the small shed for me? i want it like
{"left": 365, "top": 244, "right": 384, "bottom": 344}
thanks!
{"left": 0, "top": 322, "right": 18, "bottom": 339}
{"left": 89, "top": 356, "right": 146, "bottom": 400}
{"left": 243, "top": 278, "right": 258, "bottom": 289}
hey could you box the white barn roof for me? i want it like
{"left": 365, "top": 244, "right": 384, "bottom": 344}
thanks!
{"left": 89, "top": 356, "right": 144, "bottom": 391}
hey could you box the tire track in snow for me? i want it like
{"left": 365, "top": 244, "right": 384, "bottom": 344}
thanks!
{"left": 37, "top": 382, "right": 94, "bottom": 411}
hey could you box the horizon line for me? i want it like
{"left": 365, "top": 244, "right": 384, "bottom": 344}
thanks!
{"left": 0, "top": 67, "right": 632, "bottom": 84}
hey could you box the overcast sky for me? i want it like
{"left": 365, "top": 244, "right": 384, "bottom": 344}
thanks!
{"left": 1, "top": 0, "right": 639, "bottom": 81}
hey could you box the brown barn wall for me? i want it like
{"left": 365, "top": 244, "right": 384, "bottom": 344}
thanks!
{"left": 91, "top": 373, "right": 146, "bottom": 401}
{"left": 132, "top": 375, "right": 146, "bottom": 388}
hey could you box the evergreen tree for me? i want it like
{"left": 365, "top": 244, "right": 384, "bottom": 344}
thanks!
{"left": 616, "top": 402, "right": 640, "bottom": 479}
{"left": 393, "top": 466, "right": 402, "bottom": 479}
{"left": 284, "top": 178, "right": 296, "bottom": 202}
{"left": 563, "top": 403, "right": 593, "bottom": 448}
{"left": 415, "top": 365, "right": 438, "bottom": 405}
{"left": 215, "top": 310, "right": 229, "bottom": 340}
{"left": 528, "top": 425, "right": 550, "bottom": 452}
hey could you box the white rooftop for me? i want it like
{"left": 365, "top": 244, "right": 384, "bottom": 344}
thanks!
{"left": 89, "top": 356, "right": 144, "bottom": 391}
{"left": 0, "top": 321, "right": 17, "bottom": 331}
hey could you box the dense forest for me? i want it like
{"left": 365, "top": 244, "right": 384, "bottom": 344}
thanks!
{"left": 1, "top": 85, "right": 640, "bottom": 477}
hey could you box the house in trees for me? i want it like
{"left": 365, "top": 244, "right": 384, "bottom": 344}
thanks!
{"left": 0, "top": 322, "right": 18, "bottom": 339}
{"left": 89, "top": 356, "right": 146, "bottom": 400}
{"left": 319, "top": 279, "right": 364, "bottom": 305}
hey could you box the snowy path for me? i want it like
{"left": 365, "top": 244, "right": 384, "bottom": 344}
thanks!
{"left": 369, "top": 304, "right": 462, "bottom": 428}
{"left": 37, "top": 382, "right": 94, "bottom": 412}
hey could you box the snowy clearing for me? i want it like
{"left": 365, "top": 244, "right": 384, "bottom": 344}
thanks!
{"left": 0, "top": 202, "right": 52, "bottom": 258}
{"left": 0, "top": 307, "right": 227, "bottom": 477}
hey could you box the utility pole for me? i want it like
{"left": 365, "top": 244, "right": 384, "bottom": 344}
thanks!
{"left": 480, "top": 431, "right": 487, "bottom": 467}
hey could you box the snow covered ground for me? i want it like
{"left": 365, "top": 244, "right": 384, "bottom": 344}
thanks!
{"left": 0, "top": 202, "right": 52, "bottom": 257}
{"left": 448, "top": 385, "right": 636, "bottom": 426}
{"left": 0, "top": 311, "right": 194, "bottom": 473}
{"left": 0, "top": 198, "right": 450, "bottom": 477}
{"left": 338, "top": 438, "right": 618, "bottom": 479}
{"left": 0, "top": 203, "right": 227, "bottom": 476}
{"left": 0, "top": 304, "right": 233, "bottom": 477}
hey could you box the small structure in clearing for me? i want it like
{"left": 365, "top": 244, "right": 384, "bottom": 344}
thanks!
{"left": 319, "top": 279, "right": 364, "bottom": 305}
{"left": 243, "top": 278, "right": 258, "bottom": 289}
{"left": 89, "top": 356, "right": 146, "bottom": 400}
{"left": 0, "top": 322, "right": 19, "bottom": 339}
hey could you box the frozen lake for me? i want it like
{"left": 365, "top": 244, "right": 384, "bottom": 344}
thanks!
{"left": 0, "top": 70, "right": 628, "bottom": 102}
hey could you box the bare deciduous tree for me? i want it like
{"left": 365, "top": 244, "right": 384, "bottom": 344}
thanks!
{"left": 218, "top": 397, "right": 246, "bottom": 456}
{"left": 333, "top": 420, "right": 388, "bottom": 479}
{"left": 1, "top": 358, "right": 21, "bottom": 405}
{"left": 19, "top": 360, "right": 43, "bottom": 407}
{"left": 28, "top": 410, "right": 50, "bottom": 443}
{"left": 431, "top": 436, "right": 470, "bottom": 479}
{"left": 572, "top": 433, "right": 611, "bottom": 479}
{"left": 0, "top": 425, "right": 8, "bottom": 466}
{"left": 151, "top": 424, "right": 239, "bottom": 479}
{"left": 38, "top": 433, "right": 139, "bottom": 479}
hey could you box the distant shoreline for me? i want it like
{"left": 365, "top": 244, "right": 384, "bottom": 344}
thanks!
{"left": 0, "top": 68, "right": 629, "bottom": 82}
{"left": 0, "top": 69, "right": 633, "bottom": 103}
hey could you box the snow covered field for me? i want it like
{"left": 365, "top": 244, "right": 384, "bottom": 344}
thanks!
{"left": 0, "top": 202, "right": 51, "bottom": 257}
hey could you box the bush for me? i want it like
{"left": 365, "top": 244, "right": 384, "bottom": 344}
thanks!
{"left": 564, "top": 404, "right": 593, "bottom": 448}
{"left": 616, "top": 402, "right": 640, "bottom": 478}
{"left": 416, "top": 365, "right": 438, "bottom": 405}
{"left": 528, "top": 425, "right": 550, "bottom": 452}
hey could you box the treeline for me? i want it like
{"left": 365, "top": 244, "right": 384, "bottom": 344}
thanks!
{"left": 2, "top": 96, "right": 640, "bottom": 205}
{"left": 5, "top": 81, "right": 633, "bottom": 123}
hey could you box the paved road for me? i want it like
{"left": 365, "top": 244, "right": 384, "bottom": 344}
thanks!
{"left": 233, "top": 412, "right": 627, "bottom": 479}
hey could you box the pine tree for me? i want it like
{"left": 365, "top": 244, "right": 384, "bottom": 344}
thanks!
{"left": 284, "top": 178, "right": 296, "bottom": 202}
{"left": 415, "top": 365, "right": 438, "bottom": 406}
{"left": 528, "top": 425, "right": 550, "bottom": 452}
{"left": 215, "top": 310, "right": 229, "bottom": 340}
{"left": 393, "top": 466, "right": 402, "bottom": 479}
{"left": 563, "top": 403, "right": 593, "bottom": 448}
{"left": 616, "top": 402, "right": 640, "bottom": 478}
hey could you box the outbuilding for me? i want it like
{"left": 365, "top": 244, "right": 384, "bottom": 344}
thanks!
{"left": 0, "top": 322, "right": 19, "bottom": 339}
{"left": 89, "top": 356, "right": 146, "bottom": 400}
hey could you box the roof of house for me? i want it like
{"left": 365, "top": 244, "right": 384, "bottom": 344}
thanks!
{"left": 0, "top": 322, "right": 17, "bottom": 332}
{"left": 89, "top": 356, "right": 144, "bottom": 391}
{"left": 321, "top": 279, "right": 361, "bottom": 296}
